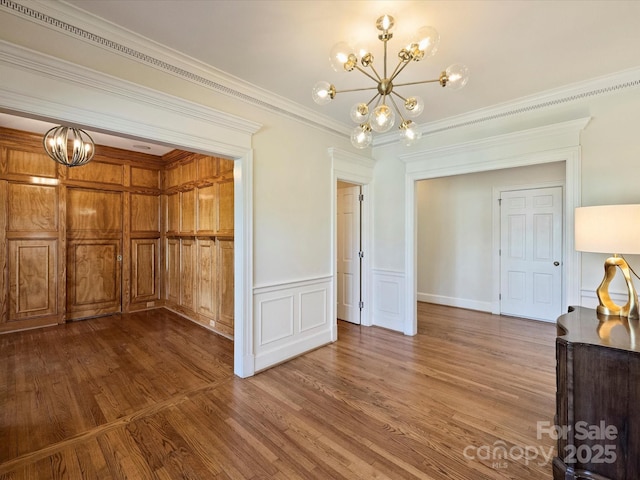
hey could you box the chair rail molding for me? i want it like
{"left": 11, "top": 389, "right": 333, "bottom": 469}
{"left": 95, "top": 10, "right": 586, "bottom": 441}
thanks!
{"left": 403, "top": 118, "right": 590, "bottom": 336}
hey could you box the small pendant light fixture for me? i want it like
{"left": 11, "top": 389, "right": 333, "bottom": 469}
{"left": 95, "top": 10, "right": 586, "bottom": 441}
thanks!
{"left": 43, "top": 125, "right": 95, "bottom": 167}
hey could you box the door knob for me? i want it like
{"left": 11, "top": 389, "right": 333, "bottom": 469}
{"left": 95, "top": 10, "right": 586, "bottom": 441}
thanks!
{"left": 554, "top": 261, "right": 560, "bottom": 266}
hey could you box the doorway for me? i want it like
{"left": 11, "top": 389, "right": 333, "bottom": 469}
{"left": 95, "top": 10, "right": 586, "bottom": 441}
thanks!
{"left": 337, "top": 181, "right": 362, "bottom": 324}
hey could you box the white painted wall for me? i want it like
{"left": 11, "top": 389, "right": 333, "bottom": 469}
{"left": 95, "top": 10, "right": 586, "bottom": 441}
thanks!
{"left": 416, "top": 162, "right": 565, "bottom": 311}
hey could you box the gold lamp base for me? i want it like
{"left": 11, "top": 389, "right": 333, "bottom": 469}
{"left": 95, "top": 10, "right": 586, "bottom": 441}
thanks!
{"left": 596, "top": 255, "right": 639, "bottom": 320}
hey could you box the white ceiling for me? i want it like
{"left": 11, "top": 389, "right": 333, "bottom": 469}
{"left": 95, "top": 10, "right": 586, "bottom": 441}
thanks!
{"left": 3, "top": 0, "right": 640, "bottom": 152}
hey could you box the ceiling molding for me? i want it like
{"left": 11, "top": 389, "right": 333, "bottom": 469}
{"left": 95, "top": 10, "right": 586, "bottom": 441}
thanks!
{"left": 1, "top": 0, "right": 351, "bottom": 138}
{"left": 375, "top": 67, "right": 640, "bottom": 147}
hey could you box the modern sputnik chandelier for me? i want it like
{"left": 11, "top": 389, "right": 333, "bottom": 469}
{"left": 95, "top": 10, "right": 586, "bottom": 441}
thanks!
{"left": 43, "top": 125, "right": 95, "bottom": 167}
{"left": 312, "top": 14, "right": 469, "bottom": 149}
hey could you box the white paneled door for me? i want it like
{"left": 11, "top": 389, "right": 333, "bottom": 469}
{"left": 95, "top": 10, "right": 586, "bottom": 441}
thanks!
{"left": 337, "top": 184, "right": 361, "bottom": 324}
{"left": 500, "top": 186, "right": 563, "bottom": 321}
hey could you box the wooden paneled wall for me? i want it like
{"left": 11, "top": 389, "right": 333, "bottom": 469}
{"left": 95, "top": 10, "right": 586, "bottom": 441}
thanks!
{"left": 0, "top": 127, "right": 234, "bottom": 338}
{"left": 162, "top": 150, "right": 235, "bottom": 337}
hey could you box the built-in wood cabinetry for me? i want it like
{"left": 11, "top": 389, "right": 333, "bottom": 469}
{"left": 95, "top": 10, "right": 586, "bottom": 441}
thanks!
{"left": 0, "top": 127, "right": 233, "bottom": 338}
{"left": 162, "top": 151, "right": 234, "bottom": 337}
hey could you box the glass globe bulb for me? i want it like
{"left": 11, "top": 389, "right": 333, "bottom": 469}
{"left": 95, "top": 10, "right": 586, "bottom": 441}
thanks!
{"left": 350, "top": 103, "right": 370, "bottom": 123}
{"left": 329, "top": 42, "right": 355, "bottom": 72}
{"left": 370, "top": 105, "right": 395, "bottom": 133}
{"left": 312, "top": 81, "right": 335, "bottom": 105}
{"left": 403, "top": 96, "right": 424, "bottom": 118}
{"left": 399, "top": 120, "right": 422, "bottom": 146}
{"left": 444, "top": 64, "right": 470, "bottom": 90}
{"left": 350, "top": 124, "right": 372, "bottom": 149}
{"left": 409, "top": 26, "right": 440, "bottom": 61}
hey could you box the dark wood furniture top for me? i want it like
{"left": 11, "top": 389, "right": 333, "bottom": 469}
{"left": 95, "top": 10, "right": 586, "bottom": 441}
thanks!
{"left": 554, "top": 306, "right": 640, "bottom": 480}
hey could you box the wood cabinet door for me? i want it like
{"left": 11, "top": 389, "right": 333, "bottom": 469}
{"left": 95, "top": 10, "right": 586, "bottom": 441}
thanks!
{"left": 180, "top": 239, "right": 196, "bottom": 311}
{"left": 8, "top": 239, "right": 57, "bottom": 321}
{"left": 66, "top": 239, "right": 121, "bottom": 320}
{"left": 166, "top": 238, "right": 180, "bottom": 304}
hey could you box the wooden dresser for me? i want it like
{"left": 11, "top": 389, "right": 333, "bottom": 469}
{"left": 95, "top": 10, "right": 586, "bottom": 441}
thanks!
{"left": 554, "top": 306, "right": 640, "bottom": 479}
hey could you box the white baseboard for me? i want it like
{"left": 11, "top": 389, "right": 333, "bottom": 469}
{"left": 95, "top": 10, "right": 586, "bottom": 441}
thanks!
{"left": 417, "top": 292, "right": 492, "bottom": 313}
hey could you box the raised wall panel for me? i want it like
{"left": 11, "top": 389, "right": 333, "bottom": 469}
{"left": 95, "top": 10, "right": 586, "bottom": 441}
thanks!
{"left": 166, "top": 193, "right": 180, "bottom": 234}
{"left": 165, "top": 165, "right": 180, "bottom": 190}
{"left": 217, "top": 181, "right": 234, "bottom": 234}
{"left": 180, "top": 189, "right": 196, "bottom": 234}
{"left": 8, "top": 183, "right": 58, "bottom": 232}
{"left": 131, "top": 194, "right": 160, "bottom": 233}
{"left": 8, "top": 239, "right": 57, "bottom": 321}
{"left": 197, "top": 156, "right": 218, "bottom": 180}
{"left": 66, "top": 240, "right": 121, "bottom": 319}
{"left": 6, "top": 149, "right": 57, "bottom": 178}
{"left": 166, "top": 238, "right": 180, "bottom": 304}
{"left": 68, "top": 161, "right": 123, "bottom": 185}
{"left": 130, "top": 167, "right": 160, "bottom": 189}
{"left": 180, "top": 239, "right": 196, "bottom": 311}
{"left": 217, "top": 239, "right": 234, "bottom": 328}
{"left": 196, "top": 238, "right": 216, "bottom": 319}
{"left": 181, "top": 160, "right": 196, "bottom": 185}
{"left": 131, "top": 238, "right": 159, "bottom": 303}
{"left": 197, "top": 185, "right": 217, "bottom": 233}
{"left": 67, "top": 189, "right": 122, "bottom": 233}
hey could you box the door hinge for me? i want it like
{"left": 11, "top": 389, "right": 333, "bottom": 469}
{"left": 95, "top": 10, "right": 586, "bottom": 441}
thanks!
{"left": 498, "top": 198, "right": 502, "bottom": 206}
{"left": 358, "top": 251, "right": 364, "bottom": 259}
{"left": 359, "top": 301, "right": 364, "bottom": 310}
{"left": 499, "top": 293, "right": 502, "bottom": 300}
{"left": 358, "top": 193, "right": 364, "bottom": 202}
{"left": 499, "top": 249, "right": 501, "bottom": 256}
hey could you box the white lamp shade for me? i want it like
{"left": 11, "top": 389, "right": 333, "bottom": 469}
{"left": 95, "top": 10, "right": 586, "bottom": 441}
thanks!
{"left": 575, "top": 205, "right": 640, "bottom": 254}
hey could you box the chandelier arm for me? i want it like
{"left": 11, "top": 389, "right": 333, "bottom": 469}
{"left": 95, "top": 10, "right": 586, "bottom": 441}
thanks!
{"left": 383, "top": 39, "right": 388, "bottom": 79}
{"left": 353, "top": 65, "right": 381, "bottom": 84}
{"left": 388, "top": 94, "right": 407, "bottom": 123}
{"left": 335, "top": 86, "right": 380, "bottom": 94}
{"left": 389, "top": 60, "right": 413, "bottom": 83}
{"left": 366, "top": 92, "right": 380, "bottom": 107}
{"left": 389, "top": 58, "right": 410, "bottom": 82}
{"left": 366, "top": 63, "right": 383, "bottom": 82}
{"left": 392, "top": 78, "right": 441, "bottom": 88}
{"left": 391, "top": 91, "right": 408, "bottom": 102}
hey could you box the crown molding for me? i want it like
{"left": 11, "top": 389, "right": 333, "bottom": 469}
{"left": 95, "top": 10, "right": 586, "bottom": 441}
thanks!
{"left": 375, "top": 66, "right": 640, "bottom": 147}
{"left": 1, "top": 0, "right": 351, "bottom": 138}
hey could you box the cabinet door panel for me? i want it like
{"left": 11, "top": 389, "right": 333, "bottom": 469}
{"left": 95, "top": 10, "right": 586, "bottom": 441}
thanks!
{"left": 8, "top": 240, "right": 57, "bottom": 321}
{"left": 181, "top": 189, "right": 196, "bottom": 234}
{"left": 67, "top": 240, "right": 121, "bottom": 319}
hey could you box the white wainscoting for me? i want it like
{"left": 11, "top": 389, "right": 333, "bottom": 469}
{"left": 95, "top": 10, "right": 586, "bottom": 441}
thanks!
{"left": 416, "top": 293, "right": 492, "bottom": 313}
{"left": 579, "top": 289, "right": 630, "bottom": 311}
{"left": 372, "top": 269, "right": 405, "bottom": 332}
{"left": 253, "top": 276, "right": 333, "bottom": 372}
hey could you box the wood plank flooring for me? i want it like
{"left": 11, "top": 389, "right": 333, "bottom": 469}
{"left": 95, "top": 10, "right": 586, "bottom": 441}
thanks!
{"left": 0, "top": 303, "right": 558, "bottom": 479}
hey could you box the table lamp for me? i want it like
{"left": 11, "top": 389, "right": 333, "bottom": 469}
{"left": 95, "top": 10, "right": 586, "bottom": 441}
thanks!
{"left": 575, "top": 205, "right": 640, "bottom": 319}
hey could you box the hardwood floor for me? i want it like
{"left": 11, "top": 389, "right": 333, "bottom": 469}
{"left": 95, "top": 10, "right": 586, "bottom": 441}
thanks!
{"left": 0, "top": 303, "right": 557, "bottom": 479}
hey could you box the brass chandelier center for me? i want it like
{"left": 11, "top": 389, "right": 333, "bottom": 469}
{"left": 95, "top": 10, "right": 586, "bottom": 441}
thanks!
{"left": 377, "top": 79, "right": 393, "bottom": 96}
